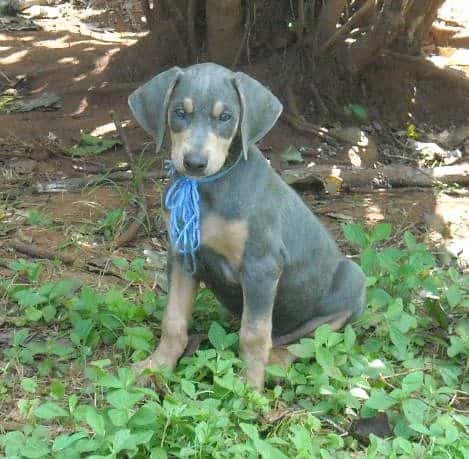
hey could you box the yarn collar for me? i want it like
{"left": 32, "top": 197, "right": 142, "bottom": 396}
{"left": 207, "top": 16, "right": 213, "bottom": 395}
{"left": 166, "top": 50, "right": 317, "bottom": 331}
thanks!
{"left": 164, "top": 155, "right": 241, "bottom": 273}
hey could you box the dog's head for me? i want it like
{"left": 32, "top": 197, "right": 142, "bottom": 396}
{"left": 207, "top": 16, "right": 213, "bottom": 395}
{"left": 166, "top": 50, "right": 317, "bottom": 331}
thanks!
{"left": 128, "top": 63, "right": 282, "bottom": 177}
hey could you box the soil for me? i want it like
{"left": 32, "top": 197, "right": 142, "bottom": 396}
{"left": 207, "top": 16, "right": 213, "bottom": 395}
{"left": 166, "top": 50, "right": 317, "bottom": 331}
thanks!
{"left": 0, "top": 0, "right": 468, "bottom": 283}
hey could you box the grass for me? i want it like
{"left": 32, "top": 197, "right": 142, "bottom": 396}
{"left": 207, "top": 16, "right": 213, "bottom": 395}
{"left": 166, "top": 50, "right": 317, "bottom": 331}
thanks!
{"left": 0, "top": 222, "right": 468, "bottom": 458}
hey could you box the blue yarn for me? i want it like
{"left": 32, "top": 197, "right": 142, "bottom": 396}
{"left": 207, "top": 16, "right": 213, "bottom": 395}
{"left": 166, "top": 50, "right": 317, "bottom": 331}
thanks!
{"left": 164, "top": 157, "right": 240, "bottom": 273}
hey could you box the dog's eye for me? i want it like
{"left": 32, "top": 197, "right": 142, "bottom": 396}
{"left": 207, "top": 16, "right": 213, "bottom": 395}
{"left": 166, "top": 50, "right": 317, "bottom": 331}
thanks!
{"left": 219, "top": 112, "right": 232, "bottom": 122}
{"left": 175, "top": 107, "right": 186, "bottom": 119}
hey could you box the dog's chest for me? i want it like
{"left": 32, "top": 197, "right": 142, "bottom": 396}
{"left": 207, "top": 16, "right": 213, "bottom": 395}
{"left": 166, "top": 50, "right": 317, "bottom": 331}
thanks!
{"left": 200, "top": 214, "right": 248, "bottom": 268}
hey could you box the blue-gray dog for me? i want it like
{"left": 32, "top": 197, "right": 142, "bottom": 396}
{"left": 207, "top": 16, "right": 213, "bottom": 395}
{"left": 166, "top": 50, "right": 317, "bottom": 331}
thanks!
{"left": 129, "top": 63, "right": 366, "bottom": 389}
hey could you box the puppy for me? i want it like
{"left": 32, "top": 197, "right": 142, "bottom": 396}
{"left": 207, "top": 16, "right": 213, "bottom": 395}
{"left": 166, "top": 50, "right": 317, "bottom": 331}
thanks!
{"left": 129, "top": 63, "right": 366, "bottom": 389}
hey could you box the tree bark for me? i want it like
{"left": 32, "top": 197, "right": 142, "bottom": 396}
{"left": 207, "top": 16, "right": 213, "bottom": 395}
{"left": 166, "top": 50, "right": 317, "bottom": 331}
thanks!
{"left": 344, "top": 0, "right": 406, "bottom": 74}
{"left": 316, "top": 0, "right": 348, "bottom": 47}
{"left": 206, "top": 0, "right": 243, "bottom": 66}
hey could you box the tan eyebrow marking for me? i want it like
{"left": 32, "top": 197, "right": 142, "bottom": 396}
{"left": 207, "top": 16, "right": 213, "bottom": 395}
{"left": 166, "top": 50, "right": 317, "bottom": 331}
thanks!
{"left": 212, "top": 101, "right": 225, "bottom": 118}
{"left": 183, "top": 98, "right": 194, "bottom": 114}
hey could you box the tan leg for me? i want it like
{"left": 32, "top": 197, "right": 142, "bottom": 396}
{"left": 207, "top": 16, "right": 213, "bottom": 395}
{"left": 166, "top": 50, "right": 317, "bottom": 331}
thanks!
{"left": 133, "top": 263, "right": 198, "bottom": 375}
{"left": 239, "top": 315, "right": 272, "bottom": 390}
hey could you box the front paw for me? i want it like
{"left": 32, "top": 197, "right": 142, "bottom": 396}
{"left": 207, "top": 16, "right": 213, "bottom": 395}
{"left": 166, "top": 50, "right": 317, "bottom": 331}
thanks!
{"left": 245, "top": 363, "right": 266, "bottom": 391}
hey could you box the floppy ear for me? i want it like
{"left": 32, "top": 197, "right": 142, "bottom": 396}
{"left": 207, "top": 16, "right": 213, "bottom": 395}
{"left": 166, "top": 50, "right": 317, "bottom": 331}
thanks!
{"left": 234, "top": 72, "right": 283, "bottom": 160}
{"left": 128, "top": 66, "right": 183, "bottom": 153}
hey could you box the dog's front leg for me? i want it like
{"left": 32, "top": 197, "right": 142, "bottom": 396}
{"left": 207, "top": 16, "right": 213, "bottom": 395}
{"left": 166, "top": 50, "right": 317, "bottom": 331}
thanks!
{"left": 239, "top": 261, "right": 280, "bottom": 390}
{"left": 134, "top": 262, "right": 199, "bottom": 374}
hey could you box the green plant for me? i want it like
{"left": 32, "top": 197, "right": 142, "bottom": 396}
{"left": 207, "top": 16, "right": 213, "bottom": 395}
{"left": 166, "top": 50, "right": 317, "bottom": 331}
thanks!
{"left": 95, "top": 208, "right": 126, "bottom": 240}
{"left": 1, "top": 223, "right": 467, "bottom": 458}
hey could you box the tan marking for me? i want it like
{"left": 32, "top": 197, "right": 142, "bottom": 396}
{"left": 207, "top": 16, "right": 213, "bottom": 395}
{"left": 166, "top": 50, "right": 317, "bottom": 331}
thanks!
{"left": 239, "top": 316, "right": 272, "bottom": 390}
{"left": 133, "top": 263, "right": 198, "bottom": 373}
{"left": 170, "top": 128, "right": 192, "bottom": 172}
{"left": 201, "top": 215, "right": 248, "bottom": 268}
{"left": 212, "top": 100, "right": 225, "bottom": 118}
{"left": 183, "top": 98, "right": 194, "bottom": 114}
{"left": 204, "top": 132, "right": 232, "bottom": 175}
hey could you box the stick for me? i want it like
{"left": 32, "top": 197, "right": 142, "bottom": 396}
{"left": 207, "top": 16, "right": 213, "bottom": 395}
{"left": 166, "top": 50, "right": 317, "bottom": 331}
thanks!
{"left": 109, "top": 111, "right": 149, "bottom": 248}
{"left": 10, "top": 241, "right": 76, "bottom": 265}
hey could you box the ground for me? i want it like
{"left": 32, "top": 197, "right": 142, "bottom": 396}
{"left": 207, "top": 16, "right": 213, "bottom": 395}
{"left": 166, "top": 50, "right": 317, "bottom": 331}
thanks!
{"left": 0, "top": 1, "right": 468, "bottom": 457}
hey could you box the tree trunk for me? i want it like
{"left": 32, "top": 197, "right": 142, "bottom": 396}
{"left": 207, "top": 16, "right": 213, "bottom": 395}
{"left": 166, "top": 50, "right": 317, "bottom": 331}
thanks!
{"left": 344, "top": 0, "right": 406, "bottom": 74}
{"left": 206, "top": 0, "right": 243, "bottom": 66}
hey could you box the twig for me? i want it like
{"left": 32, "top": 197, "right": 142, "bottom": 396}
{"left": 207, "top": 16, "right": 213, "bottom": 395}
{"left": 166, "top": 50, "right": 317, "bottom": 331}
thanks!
{"left": 10, "top": 241, "right": 76, "bottom": 265}
{"left": 110, "top": 111, "right": 149, "bottom": 248}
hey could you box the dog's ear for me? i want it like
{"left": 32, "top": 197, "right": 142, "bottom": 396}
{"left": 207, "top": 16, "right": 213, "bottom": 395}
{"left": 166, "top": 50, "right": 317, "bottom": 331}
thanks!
{"left": 234, "top": 72, "right": 283, "bottom": 160}
{"left": 128, "top": 66, "right": 183, "bottom": 153}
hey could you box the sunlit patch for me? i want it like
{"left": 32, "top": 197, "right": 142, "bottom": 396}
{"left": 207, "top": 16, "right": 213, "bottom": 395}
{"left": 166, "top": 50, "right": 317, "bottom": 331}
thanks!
{"left": 73, "top": 73, "right": 88, "bottom": 82}
{"left": 90, "top": 122, "right": 119, "bottom": 137}
{"left": 365, "top": 204, "right": 385, "bottom": 222}
{"left": 0, "top": 46, "right": 11, "bottom": 52}
{"left": 350, "top": 387, "right": 369, "bottom": 400}
{"left": 369, "top": 359, "right": 385, "bottom": 369}
{"left": 92, "top": 48, "right": 120, "bottom": 75}
{"left": 70, "top": 97, "right": 89, "bottom": 117}
{"left": 3, "top": 49, "right": 28, "bottom": 64}
{"left": 33, "top": 35, "right": 72, "bottom": 49}
{"left": 57, "top": 57, "right": 79, "bottom": 65}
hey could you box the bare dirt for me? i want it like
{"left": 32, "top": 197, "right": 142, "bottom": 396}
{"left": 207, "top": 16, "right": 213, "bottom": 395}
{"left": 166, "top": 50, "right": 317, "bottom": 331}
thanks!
{"left": 0, "top": 0, "right": 468, "bottom": 280}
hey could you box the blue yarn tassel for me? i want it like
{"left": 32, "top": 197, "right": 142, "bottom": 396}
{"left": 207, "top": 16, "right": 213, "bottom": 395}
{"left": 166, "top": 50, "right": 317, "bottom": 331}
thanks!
{"left": 164, "top": 157, "right": 241, "bottom": 273}
{"left": 165, "top": 164, "right": 201, "bottom": 272}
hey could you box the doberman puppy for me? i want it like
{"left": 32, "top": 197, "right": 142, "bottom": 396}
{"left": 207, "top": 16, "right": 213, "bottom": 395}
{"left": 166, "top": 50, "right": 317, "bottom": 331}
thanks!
{"left": 129, "top": 63, "right": 366, "bottom": 390}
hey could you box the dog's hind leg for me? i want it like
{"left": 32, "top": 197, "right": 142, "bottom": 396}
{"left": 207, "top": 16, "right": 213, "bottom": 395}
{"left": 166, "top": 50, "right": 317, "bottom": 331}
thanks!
{"left": 269, "top": 259, "right": 366, "bottom": 367}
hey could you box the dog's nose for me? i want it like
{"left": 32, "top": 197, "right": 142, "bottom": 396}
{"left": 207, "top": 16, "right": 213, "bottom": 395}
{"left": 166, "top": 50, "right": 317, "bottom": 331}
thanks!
{"left": 183, "top": 154, "right": 208, "bottom": 173}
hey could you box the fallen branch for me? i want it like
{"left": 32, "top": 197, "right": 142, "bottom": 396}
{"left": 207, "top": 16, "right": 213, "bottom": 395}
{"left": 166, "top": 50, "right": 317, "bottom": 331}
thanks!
{"left": 281, "top": 162, "right": 469, "bottom": 189}
{"left": 10, "top": 241, "right": 76, "bottom": 265}
{"left": 110, "top": 110, "right": 149, "bottom": 248}
{"left": 32, "top": 169, "right": 166, "bottom": 194}
{"left": 33, "top": 170, "right": 134, "bottom": 193}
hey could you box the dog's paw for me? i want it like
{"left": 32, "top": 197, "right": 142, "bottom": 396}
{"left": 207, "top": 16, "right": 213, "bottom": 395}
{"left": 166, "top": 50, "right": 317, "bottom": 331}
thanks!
{"left": 132, "top": 361, "right": 170, "bottom": 395}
